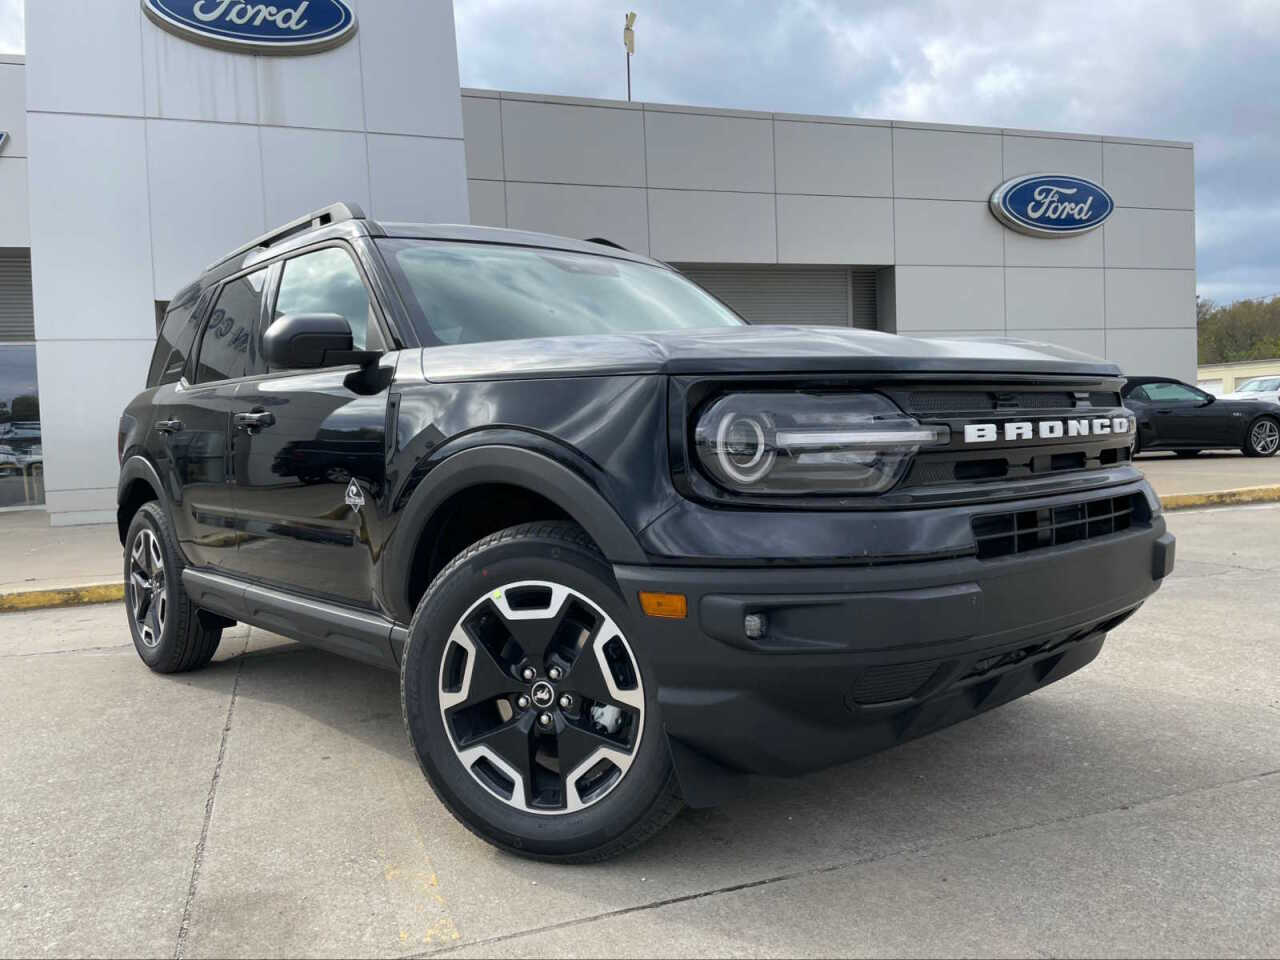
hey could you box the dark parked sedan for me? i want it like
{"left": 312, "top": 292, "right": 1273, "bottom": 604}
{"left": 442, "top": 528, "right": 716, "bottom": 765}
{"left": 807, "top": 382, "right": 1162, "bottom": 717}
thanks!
{"left": 1122, "top": 376, "right": 1280, "bottom": 457}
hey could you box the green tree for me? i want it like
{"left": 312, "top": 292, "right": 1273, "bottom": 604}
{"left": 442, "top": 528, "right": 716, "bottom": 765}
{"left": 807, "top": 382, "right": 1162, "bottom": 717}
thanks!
{"left": 1198, "top": 295, "right": 1280, "bottom": 364}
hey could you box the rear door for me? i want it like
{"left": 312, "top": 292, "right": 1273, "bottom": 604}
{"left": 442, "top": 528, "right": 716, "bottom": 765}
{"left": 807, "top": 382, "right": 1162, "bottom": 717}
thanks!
{"left": 156, "top": 267, "right": 268, "bottom": 568}
{"left": 225, "top": 243, "right": 391, "bottom": 608}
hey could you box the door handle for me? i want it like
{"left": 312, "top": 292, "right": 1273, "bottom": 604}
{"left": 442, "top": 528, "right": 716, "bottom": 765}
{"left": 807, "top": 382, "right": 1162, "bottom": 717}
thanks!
{"left": 233, "top": 410, "right": 276, "bottom": 431}
{"left": 155, "top": 419, "right": 184, "bottom": 434}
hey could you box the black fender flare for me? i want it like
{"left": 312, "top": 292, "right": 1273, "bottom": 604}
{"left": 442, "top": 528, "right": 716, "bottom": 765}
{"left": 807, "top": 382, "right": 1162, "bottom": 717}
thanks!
{"left": 381, "top": 444, "right": 648, "bottom": 622}
{"left": 116, "top": 455, "right": 169, "bottom": 544}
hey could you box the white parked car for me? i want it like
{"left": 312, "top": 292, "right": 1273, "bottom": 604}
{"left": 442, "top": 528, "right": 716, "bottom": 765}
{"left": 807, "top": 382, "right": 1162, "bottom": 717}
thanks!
{"left": 1223, "top": 376, "right": 1280, "bottom": 403}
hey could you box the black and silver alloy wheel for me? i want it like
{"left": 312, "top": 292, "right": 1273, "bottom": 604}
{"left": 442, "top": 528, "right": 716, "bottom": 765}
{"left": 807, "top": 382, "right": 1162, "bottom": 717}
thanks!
{"left": 402, "top": 521, "right": 683, "bottom": 862}
{"left": 1247, "top": 418, "right": 1280, "bottom": 457}
{"left": 439, "top": 580, "right": 645, "bottom": 814}
{"left": 128, "top": 527, "right": 168, "bottom": 649}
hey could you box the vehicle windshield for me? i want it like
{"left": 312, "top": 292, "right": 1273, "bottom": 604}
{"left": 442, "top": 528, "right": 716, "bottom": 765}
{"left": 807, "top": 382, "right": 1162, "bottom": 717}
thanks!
{"left": 1238, "top": 378, "right": 1280, "bottom": 392}
{"left": 377, "top": 239, "right": 744, "bottom": 347}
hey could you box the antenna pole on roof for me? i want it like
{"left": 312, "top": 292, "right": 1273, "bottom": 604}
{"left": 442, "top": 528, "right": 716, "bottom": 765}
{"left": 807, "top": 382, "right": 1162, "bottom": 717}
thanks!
{"left": 623, "top": 12, "right": 636, "bottom": 102}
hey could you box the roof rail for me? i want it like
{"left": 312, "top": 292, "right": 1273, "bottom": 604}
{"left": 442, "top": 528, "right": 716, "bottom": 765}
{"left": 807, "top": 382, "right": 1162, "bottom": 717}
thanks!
{"left": 584, "top": 236, "right": 628, "bottom": 251}
{"left": 206, "top": 201, "right": 367, "bottom": 272}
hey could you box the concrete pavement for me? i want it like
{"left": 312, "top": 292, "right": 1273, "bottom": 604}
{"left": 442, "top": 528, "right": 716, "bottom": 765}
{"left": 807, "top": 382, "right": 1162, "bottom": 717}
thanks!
{"left": 1136, "top": 449, "right": 1280, "bottom": 497}
{"left": 1, "top": 504, "right": 1279, "bottom": 957}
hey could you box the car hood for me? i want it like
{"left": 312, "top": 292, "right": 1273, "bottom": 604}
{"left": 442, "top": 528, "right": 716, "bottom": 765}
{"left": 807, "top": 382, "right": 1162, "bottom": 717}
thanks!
{"left": 416, "top": 326, "right": 1121, "bottom": 382}
{"left": 1221, "top": 391, "right": 1279, "bottom": 401}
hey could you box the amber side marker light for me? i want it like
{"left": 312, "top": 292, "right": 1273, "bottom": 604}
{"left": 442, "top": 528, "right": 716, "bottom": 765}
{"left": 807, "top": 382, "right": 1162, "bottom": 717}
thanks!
{"left": 639, "top": 591, "right": 687, "bottom": 619}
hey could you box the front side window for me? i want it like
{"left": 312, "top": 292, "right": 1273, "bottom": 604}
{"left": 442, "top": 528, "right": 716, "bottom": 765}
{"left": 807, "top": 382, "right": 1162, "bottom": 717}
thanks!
{"left": 195, "top": 269, "right": 265, "bottom": 384}
{"left": 1141, "top": 381, "right": 1204, "bottom": 403}
{"left": 273, "top": 247, "right": 374, "bottom": 350}
{"left": 377, "top": 240, "right": 744, "bottom": 347}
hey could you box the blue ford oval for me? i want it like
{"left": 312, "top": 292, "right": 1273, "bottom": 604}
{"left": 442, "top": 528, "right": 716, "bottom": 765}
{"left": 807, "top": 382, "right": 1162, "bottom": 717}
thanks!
{"left": 990, "top": 174, "right": 1114, "bottom": 237}
{"left": 142, "top": 0, "right": 357, "bottom": 55}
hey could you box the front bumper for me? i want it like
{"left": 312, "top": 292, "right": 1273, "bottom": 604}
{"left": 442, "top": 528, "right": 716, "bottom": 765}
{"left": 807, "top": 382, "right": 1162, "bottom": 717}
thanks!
{"left": 615, "top": 498, "right": 1174, "bottom": 779}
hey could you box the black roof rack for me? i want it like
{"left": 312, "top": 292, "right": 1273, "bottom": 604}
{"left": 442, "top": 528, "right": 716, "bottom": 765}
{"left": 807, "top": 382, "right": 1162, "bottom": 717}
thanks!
{"left": 206, "top": 201, "right": 367, "bottom": 272}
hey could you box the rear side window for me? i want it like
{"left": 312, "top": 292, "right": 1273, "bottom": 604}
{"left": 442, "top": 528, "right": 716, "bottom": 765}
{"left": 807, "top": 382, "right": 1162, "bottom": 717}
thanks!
{"left": 194, "top": 269, "right": 266, "bottom": 384}
{"left": 147, "top": 285, "right": 204, "bottom": 387}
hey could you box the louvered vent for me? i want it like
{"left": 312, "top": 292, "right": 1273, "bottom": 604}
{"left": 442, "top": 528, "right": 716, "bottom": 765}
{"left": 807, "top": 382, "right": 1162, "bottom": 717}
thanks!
{"left": 0, "top": 250, "right": 35, "bottom": 342}
{"left": 675, "top": 265, "right": 879, "bottom": 329}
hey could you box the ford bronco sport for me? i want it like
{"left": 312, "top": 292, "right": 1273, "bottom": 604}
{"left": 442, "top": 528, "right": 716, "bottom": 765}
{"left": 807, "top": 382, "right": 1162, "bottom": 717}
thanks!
{"left": 118, "top": 202, "right": 1175, "bottom": 862}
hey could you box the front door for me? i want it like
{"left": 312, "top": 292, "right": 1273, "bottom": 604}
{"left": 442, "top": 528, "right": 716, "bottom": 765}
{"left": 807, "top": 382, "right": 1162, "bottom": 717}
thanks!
{"left": 226, "top": 245, "right": 391, "bottom": 608}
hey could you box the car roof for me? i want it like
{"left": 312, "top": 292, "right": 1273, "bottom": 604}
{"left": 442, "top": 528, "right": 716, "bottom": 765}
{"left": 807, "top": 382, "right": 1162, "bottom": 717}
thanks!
{"left": 377, "top": 222, "right": 664, "bottom": 267}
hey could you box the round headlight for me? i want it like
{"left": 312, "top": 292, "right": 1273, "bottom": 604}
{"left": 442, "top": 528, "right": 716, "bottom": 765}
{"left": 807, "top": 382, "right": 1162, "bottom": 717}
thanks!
{"left": 715, "top": 413, "right": 775, "bottom": 485}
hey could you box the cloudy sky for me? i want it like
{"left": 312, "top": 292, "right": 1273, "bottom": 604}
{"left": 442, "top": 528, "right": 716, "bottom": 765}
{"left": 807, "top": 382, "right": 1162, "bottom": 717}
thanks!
{"left": 3, "top": 1, "right": 1278, "bottom": 304}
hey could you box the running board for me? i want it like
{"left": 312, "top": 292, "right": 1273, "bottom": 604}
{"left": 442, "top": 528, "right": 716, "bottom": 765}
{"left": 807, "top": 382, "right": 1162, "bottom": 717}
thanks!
{"left": 182, "top": 569, "right": 405, "bottom": 671}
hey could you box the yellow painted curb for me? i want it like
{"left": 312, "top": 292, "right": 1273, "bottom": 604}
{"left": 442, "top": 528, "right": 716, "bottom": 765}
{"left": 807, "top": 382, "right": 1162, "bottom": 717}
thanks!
{"left": 0, "top": 583, "right": 124, "bottom": 613}
{"left": 1160, "top": 484, "right": 1280, "bottom": 512}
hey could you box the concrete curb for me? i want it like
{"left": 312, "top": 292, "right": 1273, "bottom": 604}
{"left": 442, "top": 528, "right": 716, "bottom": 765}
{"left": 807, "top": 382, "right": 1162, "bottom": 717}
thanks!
{"left": 0, "top": 583, "right": 124, "bottom": 613}
{"left": 1, "top": 485, "right": 1278, "bottom": 613}
{"left": 1160, "top": 484, "right": 1280, "bottom": 512}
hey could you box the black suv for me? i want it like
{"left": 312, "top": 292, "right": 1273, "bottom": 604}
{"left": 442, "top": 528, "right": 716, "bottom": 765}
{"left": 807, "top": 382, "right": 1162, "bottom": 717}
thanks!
{"left": 118, "top": 203, "right": 1175, "bottom": 862}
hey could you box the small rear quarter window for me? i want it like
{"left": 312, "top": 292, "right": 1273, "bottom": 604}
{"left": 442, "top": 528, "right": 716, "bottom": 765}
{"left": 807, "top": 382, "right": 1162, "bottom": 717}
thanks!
{"left": 147, "top": 284, "right": 205, "bottom": 387}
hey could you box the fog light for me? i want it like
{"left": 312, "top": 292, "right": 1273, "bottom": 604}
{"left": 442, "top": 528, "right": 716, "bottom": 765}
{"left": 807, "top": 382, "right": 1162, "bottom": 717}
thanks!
{"left": 743, "top": 613, "right": 767, "bottom": 640}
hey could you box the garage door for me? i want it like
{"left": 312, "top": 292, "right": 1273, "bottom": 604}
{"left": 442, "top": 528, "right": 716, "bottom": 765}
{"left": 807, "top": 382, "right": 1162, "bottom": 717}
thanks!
{"left": 675, "top": 265, "right": 878, "bottom": 328}
{"left": 0, "top": 250, "right": 35, "bottom": 342}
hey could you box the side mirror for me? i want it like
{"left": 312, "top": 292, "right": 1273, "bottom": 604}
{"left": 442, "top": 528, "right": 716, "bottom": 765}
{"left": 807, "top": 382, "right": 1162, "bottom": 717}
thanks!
{"left": 1200, "top": 394, "right": 1216, "bottom": 407}
{"left": 263, "top": 313, "right": 376, "bottom": 370}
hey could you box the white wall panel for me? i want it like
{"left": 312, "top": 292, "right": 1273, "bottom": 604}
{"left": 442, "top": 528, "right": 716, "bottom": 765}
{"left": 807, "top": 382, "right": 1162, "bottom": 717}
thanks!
{"left": 500, "top": 100, "right": 644, "bottom": 187}
{"left": 1002, "top": 135, "right": 1102, "bottom": 182}
{"left": 776, "top": 195, "right": 892, "bottom": 264}
{"left": 1106, "top": 327, "right": 1197, "bottom": 381}
{"left": 1104, "top": 208, "right": 1196, "bottom": 269}
{"left": 35, "top": 338, "right": 152, "bottom": 501}
{"left": 1103, "top": 142, "right": 1194, "bottom": 210}
{"left": 0, "top": 159, "right": 29, "bottom": 247}
{"left": 26, "top": 1, "right": 144, "bottom": 116}
{"left": 0, "top": 61, "right": 28, "bottom": 155}
{"left": 774, "top": 121, "right": 891, "bottom": 197}
{"left": 1005, "top": 268, "right": 1104, "bottom": 330}
{"left": 1004, "top": 226, "right": 1104, "bottom": 268}
{"left": 26, "top": 113, "right": 153, "bottom": 341}
{"left": 462, "top": 96, "right": 504, "bottom": 181}
{"left": 506, "top": 183, "right": 648, "bottom": 254}
{"left": 894, "top": 200, "right": 1003, "bottom": 266}
{"left": 141, "top": 25, "right": 258, "bottom": 124}
{"left": 1013, "top": 328, "right": 1106, "bottom": 359}
{"left": 256, "top": 35, "right": 364, "bottom": 131}
{"left": 893, "top": 128, "right": 1002, "bottom": 201}
{"left": 467, "top": 179, "right": 506, "bottom": 227}
{"left": 1104, "top": 268, "right": 1196, "bottom": 329}
{"left": 648, "top": 190, "right": 775, "bottom": 263}
{"left": 643, "top": 111, "right": 773, "bottom": 192}
{"left": 894, "top": 266, "right": 1005, "bottom": 333}
{"left": 367, "top": 134, "right": 469, "bottom": 223}
{"left": 359, "top": 0, "right": 464, "bottom": 138}
{"left": 146, "top": 120, "right": 265, "bottom": 298}
{"left": 258, "top": 127, "right": 371, "bottom": 226}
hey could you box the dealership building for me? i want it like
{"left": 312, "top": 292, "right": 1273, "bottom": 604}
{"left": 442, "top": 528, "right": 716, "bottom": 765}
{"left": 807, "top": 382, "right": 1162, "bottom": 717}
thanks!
{"left": 0, "top": 1, "right": 1196, "bottom": 524}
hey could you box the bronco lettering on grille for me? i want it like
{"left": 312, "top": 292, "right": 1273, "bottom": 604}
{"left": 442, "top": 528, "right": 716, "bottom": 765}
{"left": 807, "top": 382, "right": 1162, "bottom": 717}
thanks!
{"left": 963, "top": 417, "right": 1132, "bottom": 444}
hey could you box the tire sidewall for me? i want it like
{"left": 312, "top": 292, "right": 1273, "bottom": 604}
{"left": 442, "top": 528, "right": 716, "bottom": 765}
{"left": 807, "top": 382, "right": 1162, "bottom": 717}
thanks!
{"left": 124, "top": 502, "right": 182, "bottom": 668}
{"left": 1246, "top": 416, "right": 1279, "bottom": 457}
{"left": 401, "top": 531, "right": 670, "bottom": 858}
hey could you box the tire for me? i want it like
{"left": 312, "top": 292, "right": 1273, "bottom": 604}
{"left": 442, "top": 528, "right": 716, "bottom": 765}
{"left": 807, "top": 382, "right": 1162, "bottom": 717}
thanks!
{"left": 1244, "top": 417, "right": 1280, "bottom": 457}
{"left": 1174, "top": 450, "right": 1201, "bottom": 458}
{"left": 400, "top": 521, "right": 683, "bottom": 863}
{"left": 123, "top": 502, "right": 223, "bottom": 673}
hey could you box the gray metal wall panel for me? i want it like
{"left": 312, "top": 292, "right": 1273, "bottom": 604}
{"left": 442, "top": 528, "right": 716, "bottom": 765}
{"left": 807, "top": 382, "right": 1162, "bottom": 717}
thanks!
{"left": 676, "top": 264, "right": 878, "bottom": 328}
{"left": 0, "top": 249, "right": 34, "bottom": 341}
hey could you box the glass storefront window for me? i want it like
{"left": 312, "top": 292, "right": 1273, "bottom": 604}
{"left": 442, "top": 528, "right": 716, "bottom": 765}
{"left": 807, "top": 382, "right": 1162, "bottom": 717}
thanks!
{"left": 0, "top": 344, "right": 43, "bottom": 508}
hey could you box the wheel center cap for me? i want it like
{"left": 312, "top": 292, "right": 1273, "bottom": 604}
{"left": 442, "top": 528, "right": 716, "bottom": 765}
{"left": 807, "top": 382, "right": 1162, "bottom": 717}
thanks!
{"left": 530, "top": 680, "right": 555, "bottom": 708}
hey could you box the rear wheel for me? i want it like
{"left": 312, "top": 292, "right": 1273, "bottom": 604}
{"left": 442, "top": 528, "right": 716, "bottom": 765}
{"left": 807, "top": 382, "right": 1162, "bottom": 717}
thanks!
{"left": 400, "top": 522, "right": 682, "bottom": 862}
{"left": 1244, "top": 417, "right": 1280, "bottom": 457}
{"left": 124, "top": 502, "right": 222, "bottom": 673}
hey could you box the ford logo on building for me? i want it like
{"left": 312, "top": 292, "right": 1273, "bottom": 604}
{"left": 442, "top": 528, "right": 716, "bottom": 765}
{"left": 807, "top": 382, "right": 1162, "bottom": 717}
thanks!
{"left": 989, "top": 174, "right": 1114, "bottom": 237}
{"left": 142, "top": 0, "right": 357, "bottom": 55}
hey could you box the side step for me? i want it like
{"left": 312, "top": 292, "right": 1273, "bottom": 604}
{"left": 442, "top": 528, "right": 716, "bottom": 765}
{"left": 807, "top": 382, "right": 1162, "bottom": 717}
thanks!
{"left": 183, "top": 569, "right": 405, "bottom": 671}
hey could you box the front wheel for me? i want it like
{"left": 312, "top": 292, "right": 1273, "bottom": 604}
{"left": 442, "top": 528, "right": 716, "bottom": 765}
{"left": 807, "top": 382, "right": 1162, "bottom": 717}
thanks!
{"left": 400, "top": 522, "right": 682, "bottom": 862}
{"left": 1244, "top": 417, "right": 1280, "bottom": 457}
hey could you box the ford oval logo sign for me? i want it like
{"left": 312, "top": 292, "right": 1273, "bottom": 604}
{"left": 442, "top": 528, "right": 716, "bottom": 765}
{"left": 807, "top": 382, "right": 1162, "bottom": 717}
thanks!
{"left": 989, "top": 174, "right": 1114, "bottom": 237}
{"left": 142, "top": 0, "right": 357, "bottom": 55}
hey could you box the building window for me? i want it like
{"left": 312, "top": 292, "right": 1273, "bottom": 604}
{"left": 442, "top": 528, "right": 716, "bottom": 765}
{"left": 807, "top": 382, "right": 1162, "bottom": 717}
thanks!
{"left": 0, "top": 344, "right": 43, "bottom": 509}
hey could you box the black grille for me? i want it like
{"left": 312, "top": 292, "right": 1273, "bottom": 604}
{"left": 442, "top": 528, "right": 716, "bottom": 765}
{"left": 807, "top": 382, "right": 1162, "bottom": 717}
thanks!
{"left": 904, "top": 390, "right": 1121, "bottom": 415}
{"left": 1089, "top": 391, "right": 1122, "bottom": 407}
{"left": 852, "top": 661, "right": 941, "bottom": 704}
{"left": 972, "top": 494, "right": 1147, "bottom": 560}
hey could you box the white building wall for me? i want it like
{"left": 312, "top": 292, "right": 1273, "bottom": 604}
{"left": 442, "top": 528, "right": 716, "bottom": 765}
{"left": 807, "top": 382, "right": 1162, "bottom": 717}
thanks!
{"left": 462, "top": 89, "right": 1196, "bottom": 384}
{"left": 0, "top": 55, "right": 28, "bottom": 248}
{"left": 25, "top": 1, "right": 469, "bottom": 524}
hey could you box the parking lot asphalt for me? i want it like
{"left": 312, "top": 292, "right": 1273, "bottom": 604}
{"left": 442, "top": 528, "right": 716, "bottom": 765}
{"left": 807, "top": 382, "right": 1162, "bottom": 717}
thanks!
{"left": 2, "top": 504, "right": 1279, "bottom": 959}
